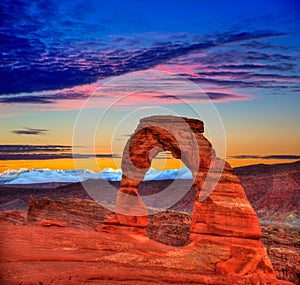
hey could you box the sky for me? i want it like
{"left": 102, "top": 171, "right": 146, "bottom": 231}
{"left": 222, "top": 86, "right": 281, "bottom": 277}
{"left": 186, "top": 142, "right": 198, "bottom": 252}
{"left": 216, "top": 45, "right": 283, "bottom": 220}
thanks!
{"left": 0, "top": 0, "right": 300, "bottom": 172}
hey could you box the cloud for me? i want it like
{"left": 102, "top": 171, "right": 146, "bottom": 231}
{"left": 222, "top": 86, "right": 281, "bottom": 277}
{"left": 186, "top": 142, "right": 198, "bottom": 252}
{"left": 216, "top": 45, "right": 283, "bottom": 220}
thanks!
{"left": 206, "top": 63, "right": 295, "bottom": 72}
{"left": 154, "top": 91, "right": 249, "bottom": 102}
{"left": 0, "top": 83, "right": 99, "bottom": 105}
{"left": 11, "top": 127, "right": 49, "bottom": 135}
{"left": 0, "top": 153, "right": 118, "bottom": 160}
{"left": 1, "top": 0, "right": 298, "bottom": 105}
{"left": 0, "top": 145, "right": 71, "bottom": 153}
{"left": 189, "top": 77, "right": 298, "bottom": 90}
{"left": 240, "top": 41, "right": 288, "bottom": 50}
{"left": 0, "top": 95, "right": 53, "bottom": 104}
{"left": 194, "top": 70, "right": 299, "bottom": 81}
{"left": 0, "top": 144, "right": 119, "bottom": 160}
{"left": 0, "top": 6, "right": 288, "bottom": 98}
{"left": 162, "top": 44, "right": 299, "bottom": 94}
{"left": 205, "top": 92, "right": 245, "bottom": 101}
{"left": 231, "top": 155, "right": 300, "bottom": 160}
{"left": 192, "top": 50, "right": 294, "bottom": 66}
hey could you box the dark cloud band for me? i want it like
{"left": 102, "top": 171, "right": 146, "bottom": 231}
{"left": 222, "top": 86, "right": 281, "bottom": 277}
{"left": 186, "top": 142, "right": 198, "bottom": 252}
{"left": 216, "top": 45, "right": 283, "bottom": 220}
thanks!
{"left": 231, "top": 155, "right": 300, "bottom": 160}
{"left": 11, "top": 128, "right": 49, "bottom": 135}
{"left": 0, "top": 144, "right": 119, "bottom": 160}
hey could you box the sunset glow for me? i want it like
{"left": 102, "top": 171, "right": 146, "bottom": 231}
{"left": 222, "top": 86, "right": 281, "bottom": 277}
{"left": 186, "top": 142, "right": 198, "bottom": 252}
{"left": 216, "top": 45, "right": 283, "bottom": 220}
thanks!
{"left": 1, "top": 0, "right": 299, "bottom": 173}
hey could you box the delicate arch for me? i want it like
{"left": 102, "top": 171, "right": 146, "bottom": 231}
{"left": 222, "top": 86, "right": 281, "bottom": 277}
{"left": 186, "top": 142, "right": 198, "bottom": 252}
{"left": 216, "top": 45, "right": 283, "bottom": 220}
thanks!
{"left": 114, "top": 116, "right": 262, "bottom": 241}
{"left": 115, "top": 115, "right": 212, "bottom": 227}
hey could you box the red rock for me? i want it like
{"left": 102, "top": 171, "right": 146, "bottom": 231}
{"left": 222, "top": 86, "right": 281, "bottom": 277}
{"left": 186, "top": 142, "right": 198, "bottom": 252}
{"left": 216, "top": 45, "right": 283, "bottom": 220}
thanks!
{"left": 1, "top": 116, "right": 293, "bottom": 284}
{"left": 0, "top": 223, "right": 280, "bottom": 285}
{"left": 116, "top": 115, "right": 261, "bottom": 240}
{"left": 110, "top": 115, "right": 278, "bottom": 283}
{"left": 39, "top": 219, "right": 66, "bottom": 227}
{"left": 0, "top": 210, "right": 26, "bottom": 225}
{"left": 25, "top": 196, "right": 299, "bottom": 285}
{"left": 234, "top": 160, "right": 300, "bottom": 225}
{"left": 27, "top": 196, "right": 115, "bottom": 230}
{"left": 261, "top": 225, "right": 300, "bottom": 284}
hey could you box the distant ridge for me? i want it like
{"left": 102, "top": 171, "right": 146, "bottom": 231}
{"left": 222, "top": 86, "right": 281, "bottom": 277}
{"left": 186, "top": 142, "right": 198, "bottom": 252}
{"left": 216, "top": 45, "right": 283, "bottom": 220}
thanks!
{"left": 234, "top": 160, "right": 300, "bottom": 225}
{"left": 234, "top": 160, "right": 300, "bottom": 175}
{"left": 1, "top": 160, "right": 299, "bottom": 226}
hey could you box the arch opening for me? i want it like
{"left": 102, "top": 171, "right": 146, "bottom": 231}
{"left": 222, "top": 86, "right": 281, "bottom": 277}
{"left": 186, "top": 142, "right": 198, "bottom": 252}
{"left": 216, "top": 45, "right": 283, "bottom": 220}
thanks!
{"left": 115, "top": 116, "right": 211, "bottom": 232}
{"left": 113, "top": 115, "right": 262, "bottom": 246}
{"left": 142, "top": 149, "right": 194, "bottom": 246}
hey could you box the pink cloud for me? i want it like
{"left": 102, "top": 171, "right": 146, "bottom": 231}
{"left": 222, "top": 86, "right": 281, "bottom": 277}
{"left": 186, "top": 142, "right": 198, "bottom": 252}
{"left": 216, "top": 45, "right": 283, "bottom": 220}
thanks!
{"left": 0, "top": 69, "right": 253, "bottom": 118}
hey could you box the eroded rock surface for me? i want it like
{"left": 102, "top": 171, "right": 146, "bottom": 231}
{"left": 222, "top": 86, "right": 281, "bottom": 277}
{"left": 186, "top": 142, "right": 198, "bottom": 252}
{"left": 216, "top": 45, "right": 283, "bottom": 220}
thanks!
{"left": 116, "top": 115, "right": 261, "bottom": 239}
{"left": 27, "top": 196, "right": 115, "bottom": 230}
{"left": 112, "top": 115, "right": 279, "bottom": 283}
{"left": 235, "top": 161, "right": 300, "bottom": 226}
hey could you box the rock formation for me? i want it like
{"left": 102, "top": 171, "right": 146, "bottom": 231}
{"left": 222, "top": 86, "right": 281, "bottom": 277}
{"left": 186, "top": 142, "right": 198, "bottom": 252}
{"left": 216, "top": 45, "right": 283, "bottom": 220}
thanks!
{"left": 116, "top": 116, "right": 261, "bottom": 237}
{"left": 111, "top": 115, "right": 278, "bottom": 282}
{"left": 1, "top": 159, "right": 299, "bottom": 283}
{"left": 27, "top": 196, "right": 115, "bottom": 230}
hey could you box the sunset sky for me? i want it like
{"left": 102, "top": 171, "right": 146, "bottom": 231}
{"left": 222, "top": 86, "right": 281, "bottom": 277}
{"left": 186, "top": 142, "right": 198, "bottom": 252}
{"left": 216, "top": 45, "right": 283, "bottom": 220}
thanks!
{"left": 0, "top": 0, "right": 300, "bottom": 172}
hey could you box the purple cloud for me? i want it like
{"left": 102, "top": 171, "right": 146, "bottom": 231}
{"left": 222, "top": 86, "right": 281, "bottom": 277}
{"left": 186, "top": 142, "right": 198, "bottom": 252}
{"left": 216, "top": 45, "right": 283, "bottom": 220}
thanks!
{"left": 0, "top": 144, "right": 119, "bottom": 160}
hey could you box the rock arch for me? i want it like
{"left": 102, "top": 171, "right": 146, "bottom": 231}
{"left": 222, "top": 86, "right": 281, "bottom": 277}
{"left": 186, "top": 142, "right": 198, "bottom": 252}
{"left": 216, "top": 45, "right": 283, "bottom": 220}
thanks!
{"left": 115, "top": 115, "right": 261, "bottom": 240}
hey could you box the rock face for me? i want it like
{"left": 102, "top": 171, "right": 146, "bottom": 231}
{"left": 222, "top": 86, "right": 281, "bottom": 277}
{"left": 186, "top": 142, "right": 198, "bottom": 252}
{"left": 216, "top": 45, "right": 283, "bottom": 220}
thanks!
{"left": 1, "top": 166, "right": 299, "bottom": 284}
{"left": 233, "top": 161, "right": 300, "bottom": 284}
{"left": 261, "top": 225, "right": 300, "bottom": 285}
{"left": 27, "top": 196, "right": 115, "bottom": 230}
{"left": 116, "top": 115, "right": 261, "bottom": 239}
{"left": 112, "top": 115, "right": 278, "bottom": 283}
{"left": 234, "top": 161, "right": 300, "bottom": 225}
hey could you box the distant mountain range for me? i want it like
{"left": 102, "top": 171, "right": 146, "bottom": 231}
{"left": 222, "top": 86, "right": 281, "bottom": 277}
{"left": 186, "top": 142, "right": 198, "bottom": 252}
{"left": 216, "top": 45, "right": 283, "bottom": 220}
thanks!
{"left": 0, "top": 160, "right": 299, "bottom": 226}
{"left": 235, "top": 160, "right": 300, "bottom": 226}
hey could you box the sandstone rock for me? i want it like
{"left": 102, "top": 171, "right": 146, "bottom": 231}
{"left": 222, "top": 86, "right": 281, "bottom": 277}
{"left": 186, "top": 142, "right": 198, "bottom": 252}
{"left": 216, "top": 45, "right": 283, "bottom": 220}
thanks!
{"left": 0, "top": 222, "right": 281, "bottom": 285}
{"left": 112, "top": 115, "right": 277, "bottom": 282}
{"left": 1, "top": 116, "right": 292, "bottom": 284}
{"left": 146, "top": 210, "right": 191, "bottom": 246}
{"left": 235, "top": 160, "right": 300, "bottom": 226}
{"left": 0, "top": 199, "right": 292, "bottom": 284}
{"left": 0, "top": 210, "right": 26, "bottom": 225}
{"left": 261, "top": 225, "right": 300, "bottom": 285}
{"left": 116, "top": 115, "right": 261, "bottom": 240}
{"left": 1, "top": 179, "right": 298, "bottom": 283}
{"left": 27, "top": 196, "right": 114, "bottom": 230}
{"left": 25, "top": 195, "right": 300, "bottom": 284}
{"left": 39, "top": 219, "right": 66, "bottom": 227}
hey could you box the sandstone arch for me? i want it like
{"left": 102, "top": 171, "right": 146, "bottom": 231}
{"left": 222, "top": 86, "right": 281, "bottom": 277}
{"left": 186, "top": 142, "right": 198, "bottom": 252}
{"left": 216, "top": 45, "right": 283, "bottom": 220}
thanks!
{"left": 115, "top": 115, "right": 261, "bottom": 240}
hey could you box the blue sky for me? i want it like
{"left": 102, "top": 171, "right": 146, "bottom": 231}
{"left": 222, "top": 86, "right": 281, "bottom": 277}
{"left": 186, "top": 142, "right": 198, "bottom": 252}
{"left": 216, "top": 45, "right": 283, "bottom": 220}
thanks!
{"left": 0, "top": 0, "right": 299, "bottom": 170}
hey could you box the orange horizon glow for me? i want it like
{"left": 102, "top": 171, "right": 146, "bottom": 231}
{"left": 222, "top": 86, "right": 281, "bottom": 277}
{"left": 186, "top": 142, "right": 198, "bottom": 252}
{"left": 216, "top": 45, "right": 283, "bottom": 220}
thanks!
{"left": 0, "top": 157, "right": 299, "bottom": 173}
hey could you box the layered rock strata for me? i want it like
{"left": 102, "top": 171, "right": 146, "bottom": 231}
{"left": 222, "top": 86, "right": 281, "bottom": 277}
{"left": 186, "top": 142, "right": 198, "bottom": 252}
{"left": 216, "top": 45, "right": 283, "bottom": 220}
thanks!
{"left": 116, "top": 116, "right": 260, "bottom": 237}
{"left": 112, "top": 115, "right": 278, "bottom": 282}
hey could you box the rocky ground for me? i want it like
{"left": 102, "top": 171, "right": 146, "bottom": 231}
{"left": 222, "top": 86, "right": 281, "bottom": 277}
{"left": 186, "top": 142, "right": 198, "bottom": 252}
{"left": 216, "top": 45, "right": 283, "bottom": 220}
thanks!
{"left": 0, "top": 196, "right": 298, "bottom": 285}
{"left": 0, "top": 198, "right": 290, "bottom": 285}
{"left": 0, "top": 160, "right": 299, "bottom": 284}
{"left": 261, "top": 224, "right": 299, "bottom": 284}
